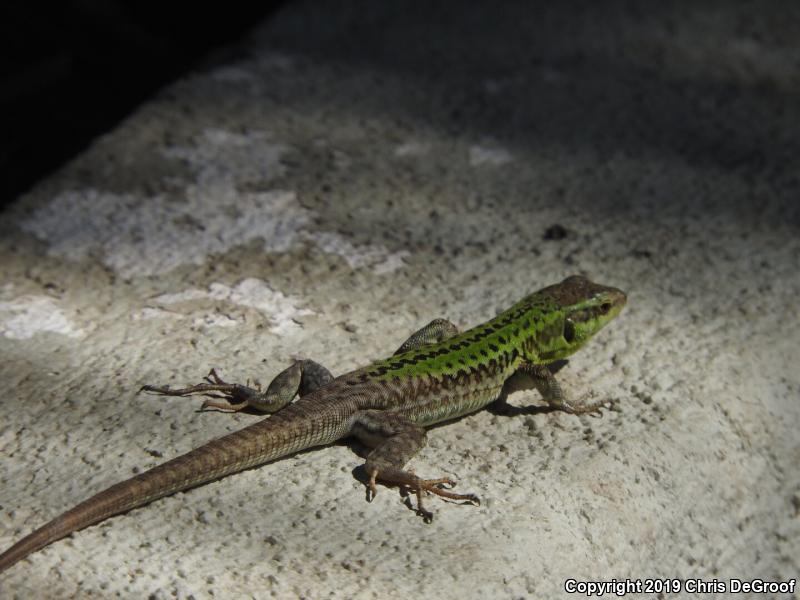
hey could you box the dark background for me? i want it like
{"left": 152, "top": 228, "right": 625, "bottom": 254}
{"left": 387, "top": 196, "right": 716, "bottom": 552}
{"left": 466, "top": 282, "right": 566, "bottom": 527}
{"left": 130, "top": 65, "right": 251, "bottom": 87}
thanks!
{"left": 0, "top": 1, "right": 286, "bottom": 205}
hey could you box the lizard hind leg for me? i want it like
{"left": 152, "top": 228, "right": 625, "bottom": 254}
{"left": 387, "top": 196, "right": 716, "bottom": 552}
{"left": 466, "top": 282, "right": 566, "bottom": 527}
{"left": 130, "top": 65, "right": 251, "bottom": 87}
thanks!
{"left": 354, "top": 410, "right": 480, "bottom": 522}
{"left": 140, "top": 359, "right": 334, "bottom": 413}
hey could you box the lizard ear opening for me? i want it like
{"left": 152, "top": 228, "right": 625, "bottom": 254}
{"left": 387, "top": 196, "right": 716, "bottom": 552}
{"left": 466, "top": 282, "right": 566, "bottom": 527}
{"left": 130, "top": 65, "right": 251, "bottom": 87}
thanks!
{"left": 564, "top": 319, "right": 576, "bottom": 343}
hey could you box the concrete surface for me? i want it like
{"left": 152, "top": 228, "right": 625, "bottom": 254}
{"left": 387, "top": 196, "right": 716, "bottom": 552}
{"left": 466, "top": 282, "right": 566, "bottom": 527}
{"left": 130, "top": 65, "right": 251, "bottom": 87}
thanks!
{"left": 1, "top": 1, "right": 799, "bottom": 598}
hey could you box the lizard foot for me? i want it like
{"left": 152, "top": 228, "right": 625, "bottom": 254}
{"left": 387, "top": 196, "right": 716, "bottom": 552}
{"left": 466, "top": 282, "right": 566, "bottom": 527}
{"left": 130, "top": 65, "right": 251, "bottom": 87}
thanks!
{"left": 140, "top": 369, "right": 252, "bottom": 411}
{"left": 367, "top": 469, "right": 480, "bottom": 523}
{"left": 559, "top": 398, "right": 614, "bottom": 418}
{"left": 408, "top": 479, "right": 481, "bottom": 523}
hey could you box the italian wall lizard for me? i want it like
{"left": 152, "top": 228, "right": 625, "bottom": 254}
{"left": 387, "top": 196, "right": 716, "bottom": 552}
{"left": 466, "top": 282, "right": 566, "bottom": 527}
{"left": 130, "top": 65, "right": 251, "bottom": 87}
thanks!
{"left": 0, "top": 275, "right": 626, "bottom": 573}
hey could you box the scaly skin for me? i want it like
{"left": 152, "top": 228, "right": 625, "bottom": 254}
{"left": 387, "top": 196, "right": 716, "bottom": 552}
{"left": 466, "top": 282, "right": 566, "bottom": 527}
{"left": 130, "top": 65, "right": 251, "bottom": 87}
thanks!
{"left": 0, "top": 275, "right": 626, "bottom": 574}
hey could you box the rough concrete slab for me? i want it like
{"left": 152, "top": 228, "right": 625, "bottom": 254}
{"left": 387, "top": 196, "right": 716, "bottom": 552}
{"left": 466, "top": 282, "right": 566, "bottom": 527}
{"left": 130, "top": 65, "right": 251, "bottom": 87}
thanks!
{"left": 1, "top": 1, "right": 799, "bottom": 598}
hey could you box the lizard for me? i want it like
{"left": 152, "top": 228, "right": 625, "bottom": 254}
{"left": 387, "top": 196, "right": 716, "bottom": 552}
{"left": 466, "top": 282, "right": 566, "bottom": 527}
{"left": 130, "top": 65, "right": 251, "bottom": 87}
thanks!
{"left": 0, "top": 274, "right": 626, "bottom": 574}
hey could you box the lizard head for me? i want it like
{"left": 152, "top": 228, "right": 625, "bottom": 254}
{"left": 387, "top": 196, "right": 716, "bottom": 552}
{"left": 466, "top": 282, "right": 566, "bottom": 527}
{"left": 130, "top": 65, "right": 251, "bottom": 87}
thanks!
{"left": 530, "top": 275, "right": 627, "bottom": 362}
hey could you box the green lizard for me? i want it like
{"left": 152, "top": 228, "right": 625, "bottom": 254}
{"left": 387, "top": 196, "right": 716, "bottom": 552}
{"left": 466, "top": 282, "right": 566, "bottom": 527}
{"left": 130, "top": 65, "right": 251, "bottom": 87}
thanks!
{"left": 0, "top": 275, "right": 626, "bottom": 573}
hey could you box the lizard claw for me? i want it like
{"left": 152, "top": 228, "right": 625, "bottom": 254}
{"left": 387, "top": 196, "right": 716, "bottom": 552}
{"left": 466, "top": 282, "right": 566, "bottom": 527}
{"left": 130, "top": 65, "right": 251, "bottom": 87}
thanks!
{"left": 418, "top": 507, "right": 434, "bottom": 524}
{"left": 140, "top": 384, "right": 171, "bottom": 395}
{"left": 366, "top": 470, "right": 379, "bottom": 502}
{"left": 463, "top": 493, "right": 481, "bottom": 506}
{"left": 205, "top": 368, "right": 228, "bottom": 385}
{"left": 588, "top": 399, "right": 615, "bottom": 418}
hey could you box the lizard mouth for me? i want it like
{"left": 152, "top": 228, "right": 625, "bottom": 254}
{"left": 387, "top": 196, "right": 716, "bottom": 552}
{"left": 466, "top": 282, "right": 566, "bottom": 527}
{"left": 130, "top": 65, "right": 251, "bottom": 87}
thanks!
{"left": 568, "top": 302, "right": 614, "bottom": 324}
{"left": 563, "top": 289, "right": 626, "bottom": 343}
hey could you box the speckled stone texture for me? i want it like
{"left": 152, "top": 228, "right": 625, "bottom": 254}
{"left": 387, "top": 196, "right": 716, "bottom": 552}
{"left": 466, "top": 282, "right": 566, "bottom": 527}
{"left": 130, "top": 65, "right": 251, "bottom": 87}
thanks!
{"left": 1, "top": 1, "right": 798, "bottom": 598}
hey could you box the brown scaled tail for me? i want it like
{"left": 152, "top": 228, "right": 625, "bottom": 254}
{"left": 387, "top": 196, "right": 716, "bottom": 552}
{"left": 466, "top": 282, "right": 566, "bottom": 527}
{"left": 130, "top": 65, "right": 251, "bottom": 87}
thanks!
{"left": 0, "top": 405, "right": 324, "bottom": 573}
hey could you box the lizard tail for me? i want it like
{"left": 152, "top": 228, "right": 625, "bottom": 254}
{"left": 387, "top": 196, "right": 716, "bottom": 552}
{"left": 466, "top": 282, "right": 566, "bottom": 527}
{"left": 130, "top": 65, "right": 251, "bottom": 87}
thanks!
{"left": 0, "top": 404, "right": 332, "bottom": 574}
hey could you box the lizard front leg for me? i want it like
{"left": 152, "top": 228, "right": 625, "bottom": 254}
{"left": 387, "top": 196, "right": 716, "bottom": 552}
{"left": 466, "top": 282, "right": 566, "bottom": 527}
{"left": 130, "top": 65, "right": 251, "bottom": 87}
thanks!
{"left": 394, "top": 318, "right": 459, "bottom": 355}
{"left": 353, "top": 410, "right": 479, "bottom": 522}
{"left": 518, "top": 362, "right": 612, "bottom": 416}
{"left": 141, "top": 359, "right": 334, "bottom": 413}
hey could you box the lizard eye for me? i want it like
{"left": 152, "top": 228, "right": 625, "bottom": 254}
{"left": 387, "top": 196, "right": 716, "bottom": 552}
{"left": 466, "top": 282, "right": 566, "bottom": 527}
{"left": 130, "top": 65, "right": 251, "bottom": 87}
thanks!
{"left": 564, "top": 319, "right": 576, "bottom": 343}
